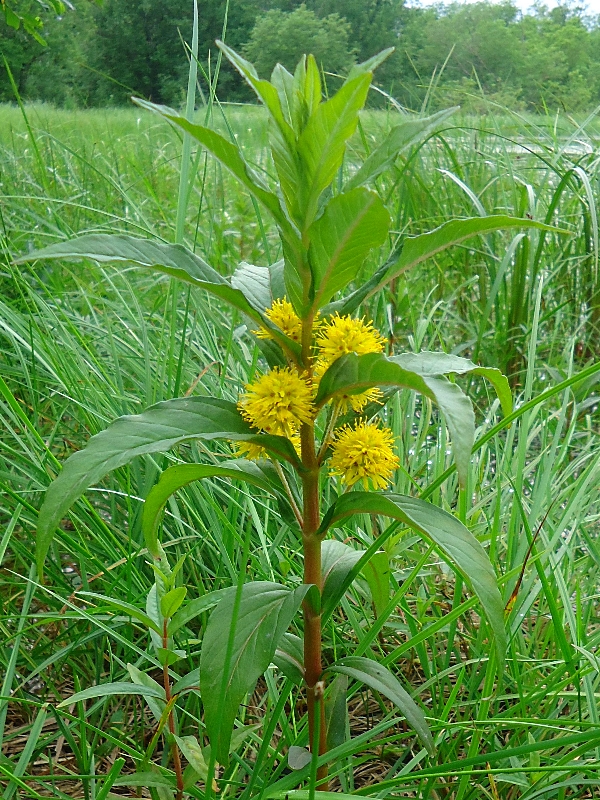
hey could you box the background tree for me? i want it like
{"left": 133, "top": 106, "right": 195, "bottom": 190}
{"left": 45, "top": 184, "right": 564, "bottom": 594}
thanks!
{"left": 243, "top": 4, "right": 356, "bottom": 79}
{"left": 3, "top": 0, "right": 600, "bottom": 111}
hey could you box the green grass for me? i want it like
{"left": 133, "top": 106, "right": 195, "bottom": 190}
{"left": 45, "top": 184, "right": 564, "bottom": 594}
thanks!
{"left": 1, "top": 100, "right": 600, "bottom": 798}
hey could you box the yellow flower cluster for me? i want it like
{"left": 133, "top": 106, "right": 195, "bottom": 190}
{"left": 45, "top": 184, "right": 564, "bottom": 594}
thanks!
{"left": 238, "top": 366, "right": 313, "bottom": 439}
{"left": 255, "top": 298, "right": 303, "bottom": 344}
{"left": 315, "top": 314, "right": 385, "bottom": 412}
{"left": 329, "top": 422, "right": 399, "bottom": 490}
{"left": 237, "top": 299, "right": 397, "bottom": 490}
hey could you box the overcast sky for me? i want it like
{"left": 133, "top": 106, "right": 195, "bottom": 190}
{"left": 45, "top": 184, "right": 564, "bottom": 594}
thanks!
{"left": 406, "top": 0, "right": 600, "bottom": 15}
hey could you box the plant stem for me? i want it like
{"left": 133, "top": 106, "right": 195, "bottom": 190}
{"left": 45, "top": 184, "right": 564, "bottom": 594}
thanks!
{"left": 301, "top": 425, "right": 328, "bottom": 786}
{"left": 163, "top": 620, "right": 184, "bottom": 800}
{"left": 300, "top": 312, "right": 328, "bottom": 786}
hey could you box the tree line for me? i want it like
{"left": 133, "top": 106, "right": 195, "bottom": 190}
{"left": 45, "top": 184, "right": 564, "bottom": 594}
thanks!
{"left": 2, "top": 0, "right": 600, "bottom": 112}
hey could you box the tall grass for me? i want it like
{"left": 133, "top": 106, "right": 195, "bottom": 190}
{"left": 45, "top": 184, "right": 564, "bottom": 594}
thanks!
{"left": 1, "top": 98, "right": 599, "bottom": 798}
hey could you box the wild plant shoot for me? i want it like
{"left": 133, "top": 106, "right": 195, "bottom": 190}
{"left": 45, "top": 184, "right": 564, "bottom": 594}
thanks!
{"left": 6, "top": 37, "right": 599, "bottom": 800}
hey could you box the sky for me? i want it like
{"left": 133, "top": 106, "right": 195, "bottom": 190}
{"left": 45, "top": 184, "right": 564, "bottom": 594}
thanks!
{"left": 407, "top": 0, "right": 600, "bottom": 15}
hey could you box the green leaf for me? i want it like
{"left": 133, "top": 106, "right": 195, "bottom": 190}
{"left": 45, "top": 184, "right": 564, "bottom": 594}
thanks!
{"left": 272, "top": 632, "right": 304, "bottom": 684}
{"left": 325, "top": 674, "right": 348, "bottom": 751}
{"left": 200, "top": 582, "right": 310, "bottom": 764}
{"left": 112, "top": 772, "right": 175, "bottom": 789}
{"left": 319, "top": 492, "right": 506, "bottom": 663}
{"left": 127, "top": 664, "right": 166, "bottom": 723}
{"left": 345, "top": 47, "right": 395, "bottom": 81}
{"left": 174, "top": 735, "right": 208, "bottom": 781}
{"left": 77, "top": 592, "right": 162, "bottom": 634}
{"left": 157, "top": 647, "right": 187, "bottom": 667}
{"left": 133, "top": 98, "right": 297, "bottom": 238}
{"left": 335, "top": 215, "right": 569, "bottom": 312}
{"left": 346, "top": 107, "right": 458, "bottom": 190}
{"left": 326, "top": 656, "right": 434, "bottom": 755}
{"left": 160, "top": 587, "right": 187, "bottom": 619}
{"left": 393, "top": 351, "right": 513, "bottom": 417}
{"left": 172, "top": 668, "right": 200, "bottom": 696}
{"left": 271, "top": 63, "right": 296, "bottom": 125}
{"left": 35, "top": 396, "right": 300, "bottom": 577}
{"left": 57, "top": 681, "right": 165, "bottom": 708}
{"left": 308, "top": 188, "right": 390, "bottom": 309}
{"left": 314, "top": 352, "right": 476, "bottom": 487}
{"left": 288, "top": 746, "right": 312, "bottom": 770}
{"left": 297, "top": 73, "right": 372, "bottom": 226}
{"left": 168, "top": 588, "right": 231, "bottom": 637}
{"left": 378, "top": 215, "right": 571, "bottom": 291}
{"left": 315, "top": 351, "right": 433, "bottom": 408}
{"left": 5, "top": 7, "right": 21, "bottom": 28}
{"left": 231, "top": 262, "right": 272, "bottom": 312}
{"left": 14, "top": 235, "right": 300, "bottom": 357}
{"left": 361, "top": 551, "right": 390, "bottom": 617}
{"left": 325, "top": 248, "right": 402, "bottom": 317}
{"left": 416, "top": 373, "right": 475, "bottom": 488}
{"left": 217, "top": 41, "right": 301, "bottom": 217}
{"left": 13, "top": 234, "right": 250, "bottom": 311}
{"left": 143, "top": 460, "right": 284, "bottom": 559}
{"left": 321, "top": 540, "right": 364, "bottom": 617}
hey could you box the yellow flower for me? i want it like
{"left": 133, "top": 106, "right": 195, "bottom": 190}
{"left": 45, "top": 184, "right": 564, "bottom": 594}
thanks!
{"left": 238, "top": 366, "right": 314, "bottom": 438}
{"left": 255, "top": 298, "right": 302, "bottom": 343}
{"left": 314, "top": 314, "right": 386, "bottom": 412}
{"left": 315, "top": 314, "right": 386, "bottom": 365}
{"left": 234, "top": 441, "right": 269, "bottom": 461}
{"left": 235, "top": 433, "right": 301, "bottom": 461}
{"left": 329, "top": 421, "right": 399, "bottom": 490}
{"left": 336, "top": 387, "right": 384, "bottom": 414}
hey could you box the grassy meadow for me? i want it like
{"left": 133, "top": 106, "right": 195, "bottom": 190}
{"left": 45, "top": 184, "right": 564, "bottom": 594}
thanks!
{"left": 1, "top": 99, "right": 600, "bottom": 798}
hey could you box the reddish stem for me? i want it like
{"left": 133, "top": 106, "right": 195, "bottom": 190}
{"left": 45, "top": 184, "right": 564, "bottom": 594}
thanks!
{"left": 301, "top": 427, "right": 328, "bottom": 787}
{"left": 163, "top": 619, "right": 184, "bottom": 800}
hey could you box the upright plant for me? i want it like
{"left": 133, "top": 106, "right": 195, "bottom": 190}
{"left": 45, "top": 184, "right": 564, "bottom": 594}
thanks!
{"left": 17, "top": 45, "right": 561, "bottom": 794}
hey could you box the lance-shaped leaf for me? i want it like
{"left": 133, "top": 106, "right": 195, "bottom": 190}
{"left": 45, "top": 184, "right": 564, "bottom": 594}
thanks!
{"left": 362, "top": 551, "right": 391, "bottom": 617}
{"left": 345, "top": 47, "right": 395, "bottom": 81}
{"left": 169, "top": 588, "right": 231, "bottom": 638}
{"left": 15, "top": 236, "right": 300, "bottom": 357}
{"left": 376, "top": 215, "right": 570, "bottom": 292}
{"left": 315, "top": 352, "right": 433, "bottom": 407}
{"left": 200, "top": 582, "right": 311, "bottom": 764}
{"left": 308, "top": 187, "right": 390, "bottom": 309}
{"left": 325, "top": 247, "right": 401, "bottom": 317}
{"left": 57, "top": 681, "right": 165, "bottom": 708}
{"left": 335, "top": 215, "right": 569, "bottom": 310}
{"left": 133, "top": 98, "right": 290, "bottom": 232}
{"left": 35, "top": 396, "right": 301, "bottom": 577}
{"left": 217, "top": 41, "right": 301, "bottom": 218}
{"left": 326, "top": 656, "right": 434, "bottom": 755}
{"left": 315, "top": 351, "right": 475, "bottom": 486}
{"left": 325, "top": 673, "right": 349, "bottom": 751}
{"left": 392, "top": 352, "right": 512, "bottom": 417}
{"left": 346, "top": 107, "right": 458, "bottom": 190}
{"left": 142, "top": 460, "right": 285, "bottom": 558}
{"left": 297, "top": 72, "right": 372, "bottom": 226}
{"left": 321, "top": 539, "right": 364, "bottom": 614}
{"left": 272, "top": 632, "right": 304, "bottom": 684}
{"left": 231, "top": 261, "right": 272, "bottom": 312}
{"left": 76, "top": 592, "right": 162, "bottom": 634}
{"left": 319, "top": 492, "right": 506, "bottom": 663}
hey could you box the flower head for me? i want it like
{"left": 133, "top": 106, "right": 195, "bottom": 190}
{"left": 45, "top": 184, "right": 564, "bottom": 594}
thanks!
{"left": 316, "top": 314, "right": 386, "bottom": 366}
{"left": 329, "top": 421, "right": 399, "bottom": 490}
{"left": 234, "top": 441, "right": 269, "bottom": 461}
{"left": 314, "top": 314, "right": 386, "bottom": 413}
{"left": 238, "top": 366, "right": 314, "bottom": 438}
{"left": 336, "top": 387, "right": 383, "bottom": 414}
{"left": 234, "top": 432, "right": 301, "bottom": 461}
{"left": 255, "top": 298, "right": 302, "bottom": 343}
